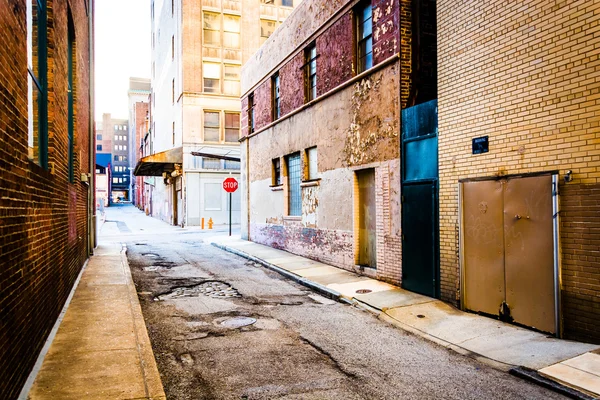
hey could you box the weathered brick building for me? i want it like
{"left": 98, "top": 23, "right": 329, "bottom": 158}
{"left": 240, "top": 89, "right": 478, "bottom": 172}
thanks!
{"left": 242, "top": 0, "right": 600, "bottom": 343}
{"left": 241, "top": 0, "right": 403, "bottom": 283}
{"left": 0, "top": 0, "right": 94, "bottom": 398}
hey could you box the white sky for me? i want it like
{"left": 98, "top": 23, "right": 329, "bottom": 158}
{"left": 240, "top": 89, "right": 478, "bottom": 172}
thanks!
{"left": 95, "top": 0, "right": 151, "bottom": 120}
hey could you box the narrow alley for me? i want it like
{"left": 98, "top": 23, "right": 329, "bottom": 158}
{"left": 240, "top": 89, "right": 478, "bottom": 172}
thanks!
{"left": 115, "top": 205, "right": 566, "bottom": 399}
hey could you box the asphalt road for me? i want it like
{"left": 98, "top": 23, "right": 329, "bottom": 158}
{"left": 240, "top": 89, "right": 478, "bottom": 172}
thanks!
{"left": 104, "top": 205, "right": 567, "bottom": 400}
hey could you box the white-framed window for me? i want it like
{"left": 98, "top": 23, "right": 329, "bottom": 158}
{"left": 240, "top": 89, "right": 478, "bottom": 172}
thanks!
{"left": 203, "top": 62, "right": 221, "bottom": 94}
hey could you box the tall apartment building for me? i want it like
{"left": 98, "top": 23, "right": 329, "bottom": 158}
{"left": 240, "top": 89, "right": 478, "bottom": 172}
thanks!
{"left": 97, "top": 114, "right": 130, "bottom": 202}
{"left": 134, "top": 0, "right": 300, "bottom": 226}
{"left": 127, "top": 77, "right": 151, "bottom": 206}
{"left": 0, "top": 0, "right": 94, "bottom": 397}
{"left": 242, "top": 0, "right": 600, "bottom": 343}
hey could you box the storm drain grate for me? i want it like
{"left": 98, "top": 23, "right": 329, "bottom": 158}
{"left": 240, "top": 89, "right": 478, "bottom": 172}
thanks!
{"left": 355, "top": 289, "right": 372, "bottom": 294}
{"left": 156, "top": 281, "right": 241, "bottom": 301}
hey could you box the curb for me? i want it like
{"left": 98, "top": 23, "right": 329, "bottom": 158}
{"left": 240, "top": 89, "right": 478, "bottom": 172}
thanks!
{"left": 509, "top": 367, "right": 596, "bottom": 400}
{"left": 211, "top": 242, "right": 351, "bottom": 305}
{"left": 213, "top": 241, "right": 596, "bottom": 400}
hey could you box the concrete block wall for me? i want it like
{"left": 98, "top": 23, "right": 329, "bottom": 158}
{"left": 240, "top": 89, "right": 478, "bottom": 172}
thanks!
{"left": 437, "top": 0, "right": 600, "bottom": 342}
{"left": 0, "top": 0, "right": 92, "bottom": 398}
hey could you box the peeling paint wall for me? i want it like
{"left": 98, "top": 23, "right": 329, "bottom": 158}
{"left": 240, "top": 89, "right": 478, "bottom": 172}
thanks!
{"left": 245, "top": 66, "right": 401, "bottom": 281}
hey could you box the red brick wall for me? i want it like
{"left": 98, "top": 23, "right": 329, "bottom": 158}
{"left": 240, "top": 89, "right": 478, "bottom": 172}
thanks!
{"left": 252, "top": 79, "right": 272, "bottom": 131}
{"left": 373, "top": 0, "right": 400, "bottom": 65}
{"left": 134, "top": 102, "right": 148, "bottom": 209}
{"left": 0, "top": 1, "right": 92, "bottom": 398}
{"left": 279, "top": 52, "right": 305, "bottom": 117}
{"left": 560, "top": 183, "right": 600, "bottom": 343}
{"left": 316, "top": 13, "right": 354, "bottom": 94}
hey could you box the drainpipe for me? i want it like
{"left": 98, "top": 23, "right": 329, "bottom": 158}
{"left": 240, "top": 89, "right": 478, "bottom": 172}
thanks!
{"left": 88, "top": 0, "right": 96, "bottom": 252}
{"left": 246, "top": 138, "right": 250, "bottom": 239}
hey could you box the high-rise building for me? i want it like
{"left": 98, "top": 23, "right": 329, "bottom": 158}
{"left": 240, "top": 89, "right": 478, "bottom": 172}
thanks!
{"left": 97, "top": 113, "right": 130, "bottom": 202}
{"left": 134, "top": 0, "right": 300, "bottom": 226}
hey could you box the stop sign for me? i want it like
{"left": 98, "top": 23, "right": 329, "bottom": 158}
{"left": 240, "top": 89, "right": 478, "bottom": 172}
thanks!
{"left": 223, "top": 177, "right": 238, "bottom": 193}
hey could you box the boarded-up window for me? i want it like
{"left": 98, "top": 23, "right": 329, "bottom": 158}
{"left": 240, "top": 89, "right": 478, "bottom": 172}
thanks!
{"left": 306, "top": 147, "right": 318, "bottom": 180}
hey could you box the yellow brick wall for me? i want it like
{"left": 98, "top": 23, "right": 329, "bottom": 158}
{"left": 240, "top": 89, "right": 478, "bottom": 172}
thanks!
{"left": 437, "top": 0, "right": 600, "bottom": 322}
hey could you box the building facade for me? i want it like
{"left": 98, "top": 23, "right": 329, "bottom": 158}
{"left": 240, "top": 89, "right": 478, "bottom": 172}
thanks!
{"left": 97, "top": 113, "right": 129, "bottom": 202}
{"left": 135, "top": 0, "right": 300, "bottom": 226}
{"left": 0, "top": 0, "right": 94, "bottom": 397}
{"left": 241, "top": 0, "right": 403, "bottom": 282}
{"left": 127, "top": 77, "right": 151, "bottom": 207}
{"left": 242, "top": 0, "right": 600, "bottom": 343}
{"left": 437, "top": 0, "right": 600, "bottom": 343}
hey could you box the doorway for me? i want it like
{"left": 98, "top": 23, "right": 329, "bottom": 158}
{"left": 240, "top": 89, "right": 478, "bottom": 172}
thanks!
{"left": 461, "top": 174, "right": 559, "bottom": 334}
{"left": 357, "top": 169, "right": 376, "bottom": 268}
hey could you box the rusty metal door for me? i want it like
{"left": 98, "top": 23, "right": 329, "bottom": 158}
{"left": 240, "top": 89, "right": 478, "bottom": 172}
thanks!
{"left": 462, "top": 175, "right": 556, "bottom": 333}
{"left": 357, "top": 169, "right": 377, "bottom": 268}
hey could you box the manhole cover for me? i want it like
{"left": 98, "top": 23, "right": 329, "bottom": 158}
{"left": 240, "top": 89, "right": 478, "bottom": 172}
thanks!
{"left": 356, "top": 289, "right": 372, "bottom": 294}
{"left": 220, "top": 317, "right": 257, "bottom": 328}
{"left": 156, "top": 281, "right": 241, "bottom": 301}
{"left": 143, "top": 253, "right": 159, "bottom": 258}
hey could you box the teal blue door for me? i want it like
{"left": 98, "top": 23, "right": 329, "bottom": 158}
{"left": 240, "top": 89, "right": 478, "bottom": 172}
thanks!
{"left": 401, "top": 99, "right": 439, "bottom": 298}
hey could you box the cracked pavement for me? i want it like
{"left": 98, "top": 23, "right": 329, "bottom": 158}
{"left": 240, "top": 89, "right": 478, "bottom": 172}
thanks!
{"left": 106, "top": 204, "right": 567, "bottom": 399}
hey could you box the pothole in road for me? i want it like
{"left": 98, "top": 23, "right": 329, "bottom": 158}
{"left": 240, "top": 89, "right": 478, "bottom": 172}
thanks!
{"left": 355, "top": 289, "right": 372, "bottom": 294}
{"left": 155, "top": 281, "right": 241, "bottom": 301}
{"left": 143, "top": 253, "right": 160, "bottom": 258}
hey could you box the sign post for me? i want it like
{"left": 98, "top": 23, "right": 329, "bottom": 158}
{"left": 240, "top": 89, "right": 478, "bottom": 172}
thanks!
{"left": 223, "top": 177, "right": 238, "bottom": 236}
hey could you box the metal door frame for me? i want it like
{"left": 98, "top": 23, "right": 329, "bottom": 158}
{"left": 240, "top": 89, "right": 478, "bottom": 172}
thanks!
{"left": 459, "top": 171, "right": 561, "bottom": 337}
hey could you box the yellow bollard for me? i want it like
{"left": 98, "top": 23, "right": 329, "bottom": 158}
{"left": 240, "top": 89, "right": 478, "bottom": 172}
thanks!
{"left": 201, "top": 217, "right": 205, "bottom": 229}
{"left": 208, "top": 218, "right": 214, "bottom": 229}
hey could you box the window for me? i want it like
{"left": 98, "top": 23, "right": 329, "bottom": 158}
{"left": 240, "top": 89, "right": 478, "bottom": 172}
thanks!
{"left": 172, "top": 121, "right": 175, "bottom": 145}
{"left": 260, "top": 19, "right": 276, "bottom": 44}
{"left": 306, "top": 147, "right": 318, "bottom": 180}
{"left": 357, "top": 1, "right": 373, "bottom": 73}
{"left": 203, "top": 12, "right": 220, "bottom": 46}
{"left": 97, "top": 134, "right": 102, "bottom": 140}
{"left": 224, "top": 64, "right": 240, "bottom": 96}
{"left": 225, "top": 112, "right": 240, "bottom": 142}
{"left": 97, "top": 144, "right": 102, "bottom": 151}
{"left": 224, "top": 160, "right": 240, "bottom": 170}
{"left": 202, "top": 158, "right": 221, "bottom": 169}
{"left": 305, "top": 44, "right": 317, "bottom": 101}
{"left": 68, "top": 13, "right": 75, "bottom": 183}
{"left": 172, "top": 79, "right": 175, "bottom": 103}
{"left": 286, "top": 153, "right": 301, "bottom": 216}
{"left": 272, "top": 73, "right": 280, "bottom": 120}
{"left": 248, "top": 93, "right": 255, "bottom": 134}
{"left": 223, "top": 15, "right": 240, "bottom": 49}
{"left": 114, "top": 155, "right": 118, "bottom": 161}
{"left": 203, "top": 62, "right": 220, "bottom": 93}
{"left": 123, "top": 145, "right": 127, "bottom": 151}
{"left": 272, "top": 158, "right": 281, "bottom": 186}
{"left": 171, "top": 35, "right": 174, "bottom": 60}
{"left": 204, "top": 111, "right": 220, "bottom": 142}
{"left": 113, "top": 177, "right": 118, "bottom": 184}
{"left": 27, "top": 0, "right": 48, "bottom": 167}
{"left": 281, "top": 0, "right": 293, "bottom": 6}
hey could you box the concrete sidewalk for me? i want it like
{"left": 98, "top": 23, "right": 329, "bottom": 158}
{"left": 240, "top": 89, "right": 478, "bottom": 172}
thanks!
{"left": 212, "top": 236, "right": 600, "bottom": 398}
{"left": 24, "top": 243, "right": 165, "bottom": 400}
